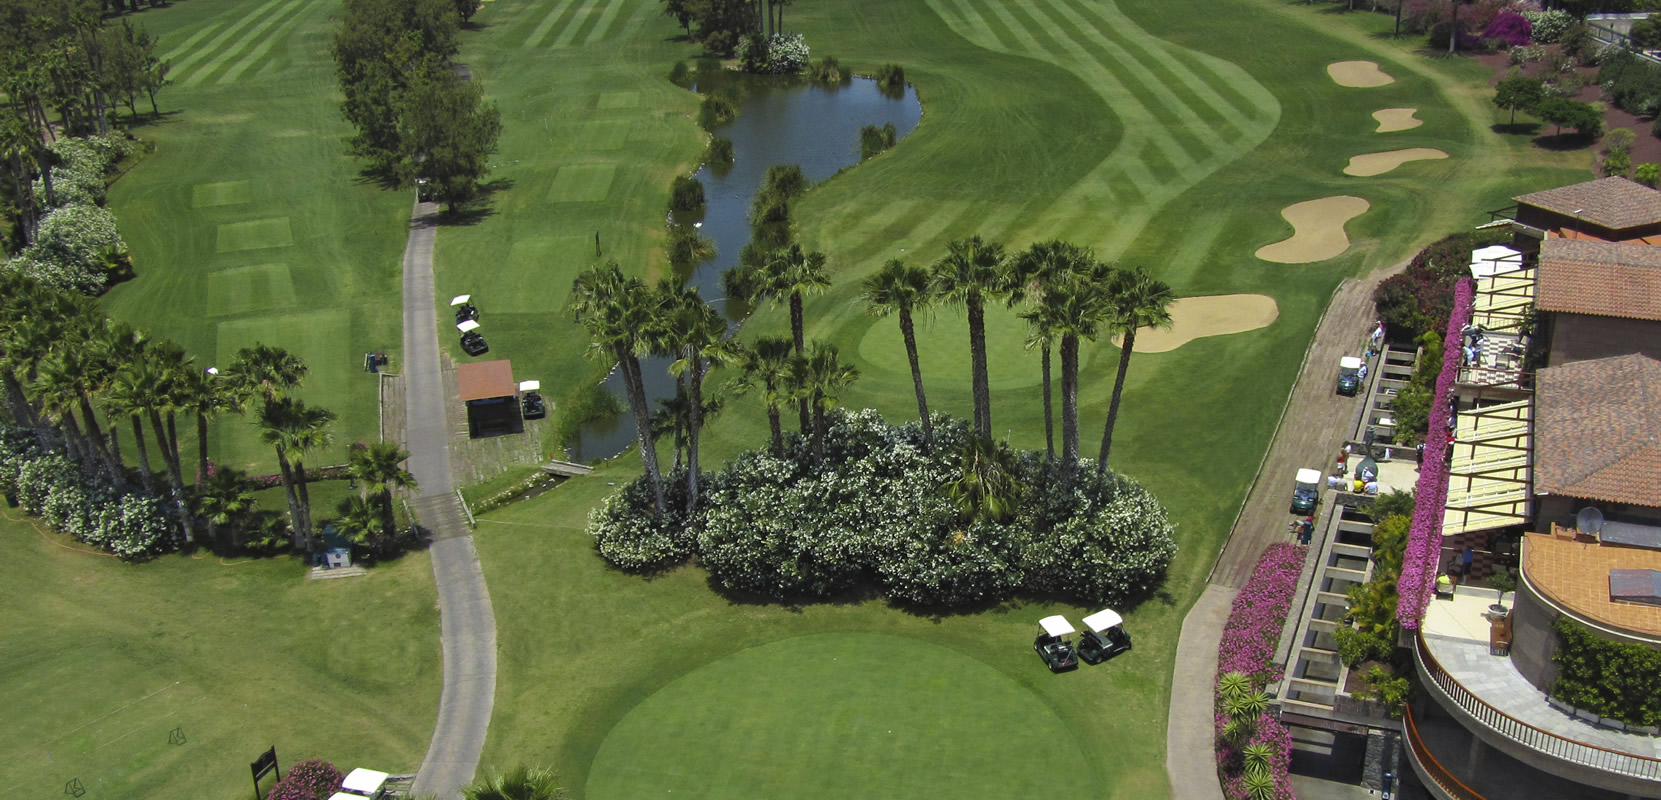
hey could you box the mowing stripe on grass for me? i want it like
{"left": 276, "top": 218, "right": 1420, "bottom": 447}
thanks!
{"left": 215, "top": 218, "right": 294, "bottom": 253}
{"left": 191, "top": 180, "right": 250, "bottom": 208}
{"left": 596, "top": 92, "right": 640, "bottom": 109}
{"left": 216, "top": 0, "right": 317, "bottom": 86}
{"left": 166, "top": 0, "right": 289, "bottom": 80}
{"left": 576, "top": 119, "right": 631, "bottom": 150}
{"left": 182, "top": 0, "right": 307, "bottom": 88}
{"left": 547, "top": 163, "right": 617, "bottom": 202}
{"left": 215, "top": 309, "right": 351, "bottom": 407}
{"left": 582, "top": 0, "right": 632, "bottom": 45}
{"left": 930, "top": 0, "right": 1018, "bottom": 52}
{"left": 551, "top": 0, "right": 606, "bottom": 49}
{"left": 158, "top": 22, "right": 223, "bottom": 63}
{"left": 206, "top": 263, "right": 298, "bottom": 317}
{"left": 524, "top": 0, "right": 583, "bottom": 48}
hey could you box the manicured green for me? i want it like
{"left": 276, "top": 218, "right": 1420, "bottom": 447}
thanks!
{"left": 103, "top": 0, "right": 409, "bottom": 474}
{"left": 587, "top": 633, "right": 1094, "bottom": 797}
{"left": 0, "top": 511, "right": 439, "bottom": 800}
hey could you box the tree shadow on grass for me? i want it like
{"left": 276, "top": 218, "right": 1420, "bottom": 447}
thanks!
{"left": 120, "top": 110, "right": 185, "bottom": 131}
{"left": 1492, "top": 121, "right": 1543, "bottom": 136}
{"left": 1532, "top": 132, "right": 1595, "bottom": 151}
{"left": 435, "top": 178, "right": 515, "bottom": 227}
{"left": 355, "top": 162, "right": 404, "bottom": 191}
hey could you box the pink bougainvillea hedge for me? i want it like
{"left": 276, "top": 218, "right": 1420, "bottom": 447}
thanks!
{"left": 1397, "top": 277, "right": 1473, "bottom": 630}
{"left": 1214, "top": 542, "right": 1307, "bottom": 800}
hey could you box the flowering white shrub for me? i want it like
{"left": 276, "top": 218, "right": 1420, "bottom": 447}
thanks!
{"left": 589, "top": 410, "right": 1178, "bottom": 607}
{"left": 0, "top": 425, "right": 175, "bottom": 558}
{"left": 737, "top": 33, "right": 809, "bottom": 74}
{"left": 1522, "top": 9, "right": 1571, "bottom": 43}
{"left": 9, "top": 204, "right": 124, "bottom": 292}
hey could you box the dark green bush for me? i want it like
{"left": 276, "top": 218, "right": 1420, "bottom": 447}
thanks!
{"left": 1551, "top": 617, "right": 1661, "bottom": 728}
{"left": 859, "top": 123, "right": 898, "bottom": 161}
{"left": 1334, "top": 626, "right": 1394, "bottom": 667}
{"left": 760, "top": 164, "right": 808, "bottom": 200}
{"left": 1599, "top": 50, "right": 1661, "bottom": 117}
{"left": 698, "top": 95, "right": 737, "bottom": 130}
{"left": 667, "top": 60, "right": 692, "bottom": 86}
{"left": 705, "top": 136, "right": 734, "bottom": 167}
{"left": 669, "top": 174, "right": 705, "bottom": 212}
{"left": 876, "top": 63, "right": 906, "bottom": 95}
{"left": 806, "top": 56, "right": 845, "bottom": 84}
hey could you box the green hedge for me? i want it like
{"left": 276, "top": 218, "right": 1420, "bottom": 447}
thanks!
{"left": 1551, "top": 617, "right": 1661, "bottom": 727}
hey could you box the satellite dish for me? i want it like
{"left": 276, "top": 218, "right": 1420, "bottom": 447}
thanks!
{"left": 1577, "top": 506, "right": 1606, "bottom": 536}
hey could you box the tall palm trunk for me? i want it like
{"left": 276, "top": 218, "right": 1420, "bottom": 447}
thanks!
{"left": 196, "top": 411, "right": 210, "bottom": 484}
{"left": 4, "top": 370, "right": 40, "bottom": 431}
{"left": 58, "top": 409, "right": 87, "bottom": 465}
{"left": 1097, "top": 328, "right": 1137, "bottom": 473}
{"left": 899, "top": 307, "right": 933, "bottom": 450}
{"left": 617, "top": 344, "right": 665, "bottom": 513}
{"left": 686, "top": 352, "right": 704, "bottom": 514}
{"left": 967, "top": 291, "right": 990, "bottom": 439}
{"left": 76, "top": 392, "right": 120, "bottom": 486}
{"left": 293, "top": 458, "right": 314, "bottom": 546}
{"left": 128, "top": 415, "right": 151, "bottom": 492}
{"left": 1039, "top": 342, "right": 1054, "bottom": 462}
{"left": 1060, "top": 334, "right": 1079, "bottom": 465}
{"left": 274, "top": 450, "right": 303, "bottom": 549}
{"left": 791, "top": 291, "right": 809, "bottom": 432}
{"left": 148, "top": 409, "right": 191, "bottom": 542}
{"left": 811, "top": 397, "right": 827, "bottom": 463}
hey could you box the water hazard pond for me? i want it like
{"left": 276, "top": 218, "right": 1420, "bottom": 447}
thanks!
{"left": 572, "top": 74, "right": 921, "bottom": 462}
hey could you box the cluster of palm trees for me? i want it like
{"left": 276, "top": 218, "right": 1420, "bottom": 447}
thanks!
{"left": 568, "top": 255, "right": 860, "bottom": 518}
{"left": 861, "top": 235, "right": 1177, "bottom": 472}
{"left": 0, "top": 271, "right": 415, "bottom": 554}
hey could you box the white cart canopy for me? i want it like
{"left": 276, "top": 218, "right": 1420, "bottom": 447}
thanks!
{"left": 457, "top": 319, "right": 481, "bottom": 333}
{"left": 1339, "top": 356, "right": 1363, "bottom": 370}
{"left": 450, "top": 294, "right": 471, "bottom": 306}
{"left": 1081, "top": 609, "right": 1123, "bottom": 632}
{"left": 518, "top": 380, "right": 541, "bottom": 392}
{"left": 1296, "top": 468, "right": 1322, "bottom": 487}
{"left": 327, "top": 794, "right": 360, "bottom": 800}
{"left": 342, "top": 768, "right": 388, "bottom": 795}
{"left": 1038, "top": 615, "right": 1076, "bottom": 637}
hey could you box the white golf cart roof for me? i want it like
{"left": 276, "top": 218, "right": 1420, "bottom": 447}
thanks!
{"left": 1038, "top": 615, "right": 1076, "bottom": 637}
{"left": 1081, "top": 608, "right": 1123, "bottom": 632}
{"left": 341, "top": 768, "right": 389, "bottom": 794}
{"left": 327, "top": 794, "right": 361, "bottom": 800}
{"left": 1296, "top": 468, "right": 1322, "bottom": 485}
{"left": 450, "top": 294, "right": 471, "bottom": 306}
{"left": 1339, "top": 356, "right": 1363, "bottom": 370}
{"left": 518, "top": 380, "right": 540, "bottom": 392}
{"left": 456, "top": 319, "right": 481, "bottom": 333}
{"left": 340, "top": 768, "right": 388, "bottom": 794}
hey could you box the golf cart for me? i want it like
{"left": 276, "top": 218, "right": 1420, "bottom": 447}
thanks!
{"left": 1292, "top": 468, "right": 1321, "bottom": 515}
{"left": 1077, "top": 608, "right": 1133, "bottom": 664}
{"left": 457, "top": 319, "right": 488, "bottom": 356}
{"left": 1337, "top": 356, "right": 1363, "bottom": 396}
{"left": 416, "top": 177, "right": 435, "bottom": 203}
{"left": 332, "top": 768, "right": 389, "bottom": 799}
{"left": 519, "top": 379, "right": 546, "bottom": 419}
{"left": 1034, "top": 615, "right": 1079, "bottom": 673}
{"left": 451, "top": 294, "right": 479, "bottom": 324}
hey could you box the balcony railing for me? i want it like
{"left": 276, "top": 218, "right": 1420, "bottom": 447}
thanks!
{"left": 1403, "top": 703, "right": 1488, "bottom": 800}
{"left": 1414, "top": 629, "right": 1661, "bottom": 781}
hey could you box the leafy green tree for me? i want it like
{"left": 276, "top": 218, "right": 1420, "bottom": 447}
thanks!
{"left": 1535, "top": 96, "right": 1603, "bottom": 138}
{"left": 568, "top": 262, "right": 666, "bottom": 513}
{"left": 861, "top": 259, "right": 935, "bottom": 449}
{"left": 1493, "top": 74, "right": 1545, "bottom": 125}
{"left": 729, "top": 335, "right": 794, "bottom": 455}
{"left": 1098, "top": 267, "right": 1175, "bottom": 471}
{"left": 1631, "top": 13, "right": 1661, "bottom": 48}
{"left": 931, "top": 235, "right": 1008, "bottom": 440}
{"left": 332, "top": 0, "right": 460, "bottom": 173}
{"left": 1636, "top": 162, "right": 1660, "bottom": 187}
{"left": 399, "top": 73, "right": 502, "bottom": 212}
{"left": 453, "top": 0, "right": 480, "bottom": 24}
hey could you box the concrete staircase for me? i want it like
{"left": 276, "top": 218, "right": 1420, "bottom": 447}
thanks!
{"left": 412, "top": 494, "right": 472, "bottom": 542}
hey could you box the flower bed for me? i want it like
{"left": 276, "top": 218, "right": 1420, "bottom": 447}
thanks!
{"left": 1214, "top": 542, "right": 1306, "bottom": 800}
{"left": 1396, "top": 277, "right": 1473, "bottom": 630}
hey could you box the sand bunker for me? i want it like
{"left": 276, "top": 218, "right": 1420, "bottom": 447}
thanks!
{"left": 1344, "top": 147, "right": 1448, "bottom": 177}
{"left": 1327, "top": 61, "right": 1394, "bottom": 88}
{"left": 1111, "top": 294, "right": 1280, "bottom": 353}
{"left": 1255, "top": 196, "right": 1370, "bottom": 264}
{"left": 1373, "top": 108, "right": 1422, "bottom": 132}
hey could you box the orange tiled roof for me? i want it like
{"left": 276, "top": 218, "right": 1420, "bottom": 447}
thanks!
{"left": 1517, "top": 176, "right": 1661, "bottom": 230}
{"left": 1535, "top": 354, "right": 1661, "bottom": 507}
{"left": 1537, "top": 238, "right": 1661, "bottom": 322}
{"left": 1526, "top": 530, "right": 1661, "bottom": 638}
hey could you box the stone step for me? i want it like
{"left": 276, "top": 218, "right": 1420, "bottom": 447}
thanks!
{"left": 411, "top": 494, "right": 472, "bottom": 541}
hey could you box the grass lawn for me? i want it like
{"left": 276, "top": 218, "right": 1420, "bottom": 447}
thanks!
{"left": 0, "top": 510, "right": 439, "bottom": 800}
{"left": 102, "top": 0, "right": 410, "bottom": 474}
{"left": 448, "top": 0, "right": 1589, "bottom": 797}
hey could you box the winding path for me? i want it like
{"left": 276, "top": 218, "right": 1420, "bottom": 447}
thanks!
{"left": 403, "top": 201, "right": 498, "bottom": 800}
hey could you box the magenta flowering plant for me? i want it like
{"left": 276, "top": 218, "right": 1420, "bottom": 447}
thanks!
{"left": 1214, "top": 543, "right": 1307, "bottom": 800}
{"left": 1396, "top": 278, "right": 1473, "bottom": 629}
{"left": 266, "top": 759, "right": 343, "bottom": 800}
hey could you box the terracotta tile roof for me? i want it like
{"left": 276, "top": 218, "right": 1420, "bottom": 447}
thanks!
{"left": 1537, "top": 238, "right": 1661, "bottom": 321}
{"left": 457, "top": 359, "right": 515, "bottom": 402}
{"left": 1525, "top": 530, "right": 1661, "bottom": 638}
{"left": 1535, "top": 354, "right": 1661, "bottom": 507}
{"left": 1516, "top": 177, "right": 1661, "bottom": 230}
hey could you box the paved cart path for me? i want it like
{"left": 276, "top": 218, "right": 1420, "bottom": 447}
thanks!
{"left": 404, "top": 201, "right": 498, "bottom": 800}
{"left": 1167, "top": 266, "right": 1402, "bottom": 798}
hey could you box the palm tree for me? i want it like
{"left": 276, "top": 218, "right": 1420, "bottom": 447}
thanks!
{"left": 32, "top": 358, "right": 91, "bottom": 465}
{"left": 1097, "top": 267, "right": 1175, "bottom": 472}
{"left": 861, "top": 259, "right": 934, "bottom": 449}
{"left": 103, "top": 359, "right": 155, "bottom": 492}
{"left": 1019, "top": 304, "right": 1061, "bottom": 462}
{"left": 1044, "top": 278, "right": 1110, "bottom": 465}
{"left": 667, "top": 292, "right": 735, "bottom": 513}
{"left": 227, "top": 343, "right": 308, "bottom": 407}
{"left": 784, "top": 340, "right": 858, "bottom": 462}
{"left": 461, "top": 766, "right": 562, "bottom": 800}
{"left": 1009, "top": 240, "right": 1098, "bottom": 462}
{"left": 348, "top": 441, "right": 418, "bottom": 543}
{"left": 729, "top": 336, "right": 795, "bottom": 456}
{"left": 757, "top": 244, "right": 829, "bottom": 431}
{"left": 259, "top": 396, "right": 336, "bottom": 548}
{"left": 144, "top": 342, "right": 194, "bottom": 530}
{"left": 568, "top": 261, "right": 666, "bottom": 513}
{"left": 945, "top": 436, "right": 1023, "bottom": 523}
{"left": 196, "top": 465, "right": 254, "bottom": 552}
{"left": 930, "top": 235, "right": 1008, "bottom": 440}
{"left": 333, "top": 494, "right": 383, "bottom": 550}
